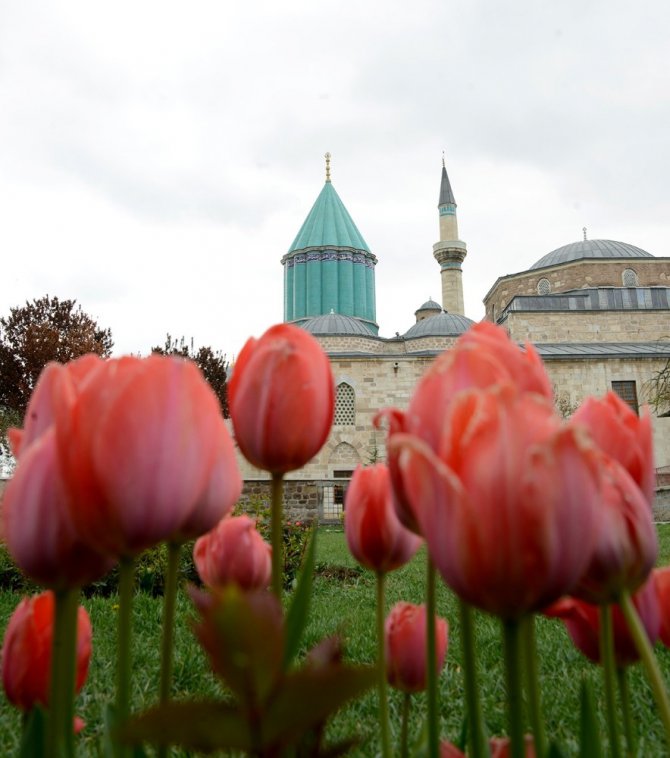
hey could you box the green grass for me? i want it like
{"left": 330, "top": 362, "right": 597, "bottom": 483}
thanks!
{"left": 2, "top": 526, "right": 670, "bottom": 756}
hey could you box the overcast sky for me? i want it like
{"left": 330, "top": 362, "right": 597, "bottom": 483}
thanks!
{"left": 1, "top": 1, "right": 668, "bottom": 359}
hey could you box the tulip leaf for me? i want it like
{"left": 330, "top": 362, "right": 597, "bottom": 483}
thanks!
{"left": 262, "top": 663, "right": 377, "bottom": 745}
{"left": 548, "top": 741, "right": 569, "bottom": 758}
{"left": 192, "top": 586, "right": 285, "bottom": 704}
{"left": 122, "top": 701, "right": 252, "bottom": 752}
{"left": 579, "top": 679, "right": 604, "bottom": 758}
{"left": 284, "top": 524, "right": 318, "bottom": 668}
{"left": 19, "top": 706, "right": 45, "bottom": 758}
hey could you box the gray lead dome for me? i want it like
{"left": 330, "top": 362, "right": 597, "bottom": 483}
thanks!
{"left": 404, "top": 312, "right": 474, "bottom": 338}
{"left": 530, "top": 239, "right": 653, "bottom": 270}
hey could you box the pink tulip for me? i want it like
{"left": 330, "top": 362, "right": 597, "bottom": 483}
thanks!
{"left": 390, "top": 387, "right": 602, "bottom": 618}
{"left": 545, "top": 577, "right": 660, "bottom": 666}
{"left": 55, "top": 354, "right": 242, "bottom": 556}
{"left": 385, "top": 602, "right": 448, "bottom": 693}
{"left": 2, "top": 592, "right": 92, "bottom": 713}
{"left": 228, "top": 324, "right": 334, "bottom": 473}
{"left": 654, "top": 567, "right": 670, "bottom": 647}
{"left": 345, "top": 464, "right": 422, "bottom": 573}
{"left": 440, "top": 736, "right": 536, "bottom": 757}
{"left": 572, "top": 391, "right": 655, "bottom": 505}
{"left": 3, "top": 429, "right": 115, "bottom": 588}
{"left": 194, "top": 515, "right": 272, "bottom": 591}
{"left": 572, "top": 456, "right": 657, "bottom": 604}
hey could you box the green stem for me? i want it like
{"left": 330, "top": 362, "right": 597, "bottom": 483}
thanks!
{"left": 376, "top": 571, "right": 392, "bottom": 758}
{"left": 459, "top": 600, "right": 488, "bottom": 758}
{"left": 502, "top": 618, "right": 525, "bottom": 758}
{"left": 158, "top": 541, "right": 181, "bottom": 758}
{"left": 619, "top": 590, "right": 670, "bottom": 746}
{"left": 401, "top": 692, "right": 411, "bottom": 758}
{"left": 522, "top": 615, "right": 547, "bottom": 758}
{"left": 426, "top": 557, "right": 439, "bottom": 758}
{"left": 47, "top": 588, "right": 80, "bottom": 758}
{"left": 271, "top": 472, "right": 284, "bottom": 599}
{"left": 600, "top": 604, "right": 622, "bottom": 758}
{"left": 117, "top": 556, "right": 136, "bottom": 758}
{"left": 617, "top": 666, "right": 636, "bottom": 757}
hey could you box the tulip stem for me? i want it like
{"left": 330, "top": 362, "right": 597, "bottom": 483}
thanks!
{"left": 617, "top": 666, "right": 636, "bottom": 757}
{"left": 48, "top": 587, "right": 79, "bottom": 758}
{"left": 522, "top": 615, "right": 547, "bottom": 758}
{"left": 619, "top": 590, "right": 670, "bottom": 745}
{"left": 376, "top": 571, "right": 392, "bottom": 758}
{"left": 400, "top": 692, "right": 411, "bottom": 758}
{"left": 426, "top": 557, "right": 439, "bottom": 758}
{"left": 459, "top": 600, "right": 488, "bottom": 758}
{"left": 503, "top": 618, "right": 525, "bottom": 758}
{"left": 158, "top": 541, "right": 181, "bottom": 758}
{"left": 600, "top": 604, "right": 622, "bottom": 758}
{"left": 271, "top": 472, "right": 284, "bottom": 599}
{"left": 117, "top": 556, "right": 135, "bottom": 758}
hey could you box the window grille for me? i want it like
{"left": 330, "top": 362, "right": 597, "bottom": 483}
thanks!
{"left": 334, "top": 383, "right": 355, "bottom": 425}
{"left": 611, "top": 380, "right": 639, "bottom": 415}
{"left": 622, "top": 269, "right": 639, "bottom": 287}
{"left": 537, "top": 278, "right": 551, "bottom": 295}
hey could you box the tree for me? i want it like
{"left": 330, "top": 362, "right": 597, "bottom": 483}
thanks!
{"left": 645, "top": 338, "right": 670, "bottom": 417}
{"left": 152, "top": 334, "right": 230, "bottom": 417}
{"left": 0, "top": 295, "right": 113, "bottom": 416}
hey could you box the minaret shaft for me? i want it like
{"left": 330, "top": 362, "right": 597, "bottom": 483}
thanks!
{"left": 433, "top": 161, "right": 467, "bottom": 315}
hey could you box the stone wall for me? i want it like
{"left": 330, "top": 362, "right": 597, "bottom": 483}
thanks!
{"left": 484, "top": 259, "right": 670, "bottom": 320}
{"left": 505, "top": 310, "right": 670, "bottom": 344}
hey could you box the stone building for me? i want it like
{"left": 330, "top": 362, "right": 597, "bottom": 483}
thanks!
{"left": 237, "top": 156, "right": 670, "bottom": 521}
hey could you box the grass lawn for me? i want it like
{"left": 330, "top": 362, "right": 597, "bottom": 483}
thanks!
{"left": 2, "top": 525, "right": 670, "bottom": 756}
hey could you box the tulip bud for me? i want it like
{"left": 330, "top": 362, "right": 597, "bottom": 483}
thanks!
{"left": 385, "top": 602, "right": 448, "bottom": 693}
{"left": 1, "top": 592, "right": 92, "bottom": 713}
{"left": 345, "top": 464, "right": 422, "bottom": 573}
{"left": 194, "top": 515, "right": 272, "bottom": 591}
{"left": 228, "top": 324, "right": 334, "bottom": 473}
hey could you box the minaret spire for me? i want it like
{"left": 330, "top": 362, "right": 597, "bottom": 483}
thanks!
{"left": 433, "top": 156, "right": 467, "bottom": 315}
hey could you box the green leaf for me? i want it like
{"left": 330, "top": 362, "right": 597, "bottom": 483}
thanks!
{"left": 191, "top": 585, "right": 285, "bottom": 704}
{"left": 19, "top": 707, "right": 46, "bottom": 758}
{"left": 122, "top": 701, "right": 252, "bottom": 753}
{"left": 579, "top": 679, "right": 604, "bottom": 758}
{"left": 284, "top": 524, "right": 318, "bottom": 669}
{"left": 547, "top": 741, "right": 569, "bottom": 758}
{"left": 262, "top": 663, "right": 377, "bottom": 746}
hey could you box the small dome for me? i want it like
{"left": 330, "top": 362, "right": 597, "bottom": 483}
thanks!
{"left": 531, "top": 239, "right": 653, "bottom": 270}
{"left": 415, "top": 298, "right": 442, "bottom": 314}
{"left": 404, "top": 312, "right": 474, "bottom": 338}
{"left": 299, "top": 313, "right": 376, "bottom": 336}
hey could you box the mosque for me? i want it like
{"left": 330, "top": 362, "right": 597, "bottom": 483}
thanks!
{"left": 237, "top": 155, "right": 670, "bottom": 520}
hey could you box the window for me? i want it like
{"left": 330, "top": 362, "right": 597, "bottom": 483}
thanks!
{"left": 537, "top": 278, "right": 551, "bottom": 295}
{"left": 334, "top": 382, "right": 355, "bottom": 425}
{"left": 622, "top": 269, "right": 639, "bottom": 287}
{"left": 611, "top": 380, "right": 639, "bottom": 415}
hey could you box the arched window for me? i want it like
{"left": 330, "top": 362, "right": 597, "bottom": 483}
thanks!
{"left": 537, "top": 278, "right": 551, "bottom": 295}
{"left": 334, "top": 382, "right": 355, "bottom": 425}
{"left": 622, "top": 269, "right": 639, "bottom": 287}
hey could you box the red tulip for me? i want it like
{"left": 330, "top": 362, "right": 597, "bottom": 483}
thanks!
{"left": 545, "top": 578, "right": 660, "bottom": 666}
{"left": 55, "top": 354, "right": 242, "bottom": 556}
{"left": 1, "top": 591, "right": 92, "bottom": 712}
{"left": 385, "top": 602, "right": 448, "bottom": 693}
{"left": 228, "top": 323, "right": 334, "bottom": 473}
{"left": 655, "top": 567, "right": 670, "bottom": 647}
{"left": 572, "top": 457, "right": 657, "bottom": 604}
{"left": 572, "top": 391, "right": 655, "bottom": 505}
{"left": 194, "top": 515, "right": 272, "bottom": 591}
{"left": 390, "top": 387, "right": 602, "bottom": 618}
{"left": 440, "top": 736, "right": 535, "bottom": 757}
{"left": 345, "top": 464, "right": 422, "bottom": 573}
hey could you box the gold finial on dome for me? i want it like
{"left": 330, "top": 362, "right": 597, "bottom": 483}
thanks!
{"left": 325, "top": 152, "right": 332, "bottom": 182}
{"left": 583, "top": 226, "right": 587, "bottom": 241}
{"left": 442, "top": 150, "right": 445, "bottom": 168}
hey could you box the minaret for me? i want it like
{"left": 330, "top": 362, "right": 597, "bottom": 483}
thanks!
{"left": 433, "top": 156, "right": 467, "bottom": 315}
